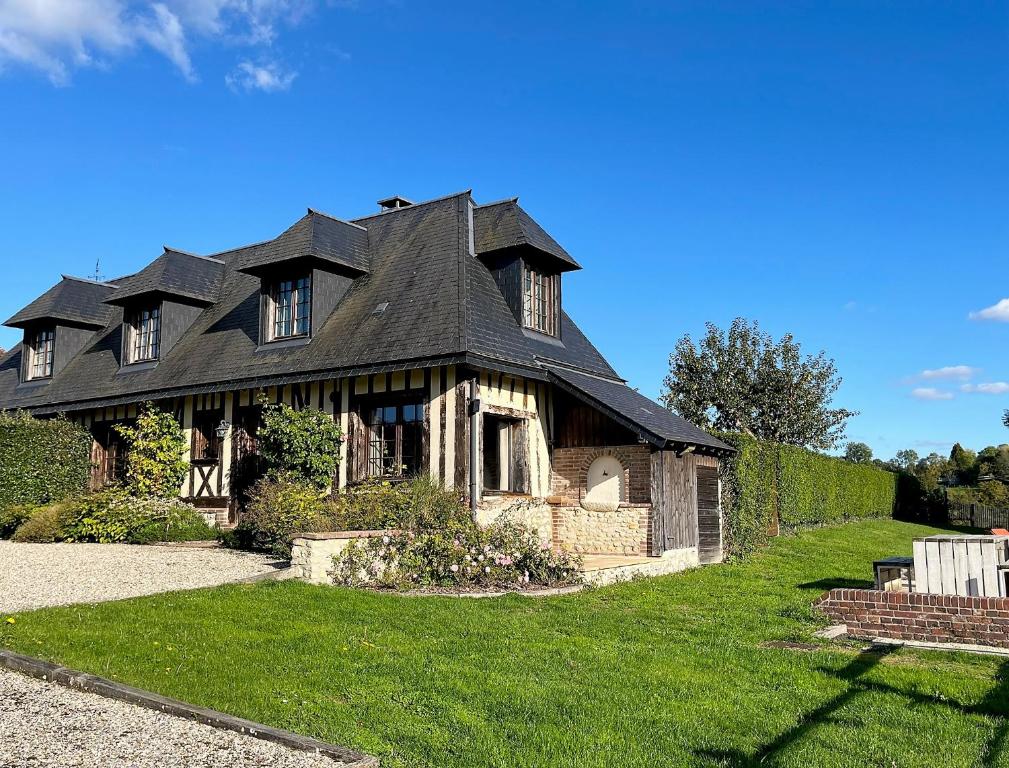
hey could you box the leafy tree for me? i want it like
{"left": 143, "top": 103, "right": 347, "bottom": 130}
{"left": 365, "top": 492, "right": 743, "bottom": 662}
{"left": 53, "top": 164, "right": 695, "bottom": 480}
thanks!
{"left": 914, "top": 452, "right": 952, "bottom": 493}
{"left": 893, "top": 449, "right": 919, "bottom": 473}
{"left": 114, "top": 403, "right": 188, "bottom": 497}
{"left": 661, "top": 317, "right": 856, "bottom": 450}
{"left": 257, "top": 397, "right": 343, "bottom": 489}
{"left": 844, "top": 442, "right": 873, "bottom": 463}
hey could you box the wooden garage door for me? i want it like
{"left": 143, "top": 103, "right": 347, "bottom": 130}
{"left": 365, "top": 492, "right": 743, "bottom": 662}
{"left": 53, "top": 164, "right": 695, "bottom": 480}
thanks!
{"left": 696, "top": 465, "right": 722, "bottom": 564}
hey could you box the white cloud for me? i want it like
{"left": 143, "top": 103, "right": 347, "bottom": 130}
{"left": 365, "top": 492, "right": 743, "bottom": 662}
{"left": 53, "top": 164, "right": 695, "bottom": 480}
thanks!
{"left": 135, "top": 3, "right": 194, "bottom": 81}
{"left": 911, "top": 387, "right": 954, "bottom": 401}
{"left": 225, "top": 58, "right": 294, "bottom": 91}
{"left": 0, "top": 0, "right": 310, "bottom": 85}
{"left": 919, "top": 365, "right": 979, "bottom": 381}
{"left": 969, "top": 298, "right": 1009, "bottom": 322}
{"left": 961, "top": 382, "right": 1009, "bottom": 395}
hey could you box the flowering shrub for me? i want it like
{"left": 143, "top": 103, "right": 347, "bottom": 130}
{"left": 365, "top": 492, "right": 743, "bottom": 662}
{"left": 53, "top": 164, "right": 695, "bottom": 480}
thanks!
{"left": 332, "top": 517, "right": 580, "bottom": 590}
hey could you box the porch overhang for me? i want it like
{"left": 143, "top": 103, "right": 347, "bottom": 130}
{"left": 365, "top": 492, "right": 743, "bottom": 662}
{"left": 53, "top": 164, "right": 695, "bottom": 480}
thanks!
{"left": 543, "top": 364, "right": 734, "bottom": 455}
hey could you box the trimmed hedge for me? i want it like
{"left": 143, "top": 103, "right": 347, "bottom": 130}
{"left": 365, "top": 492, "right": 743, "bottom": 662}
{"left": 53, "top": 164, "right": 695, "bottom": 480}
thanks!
{"left": 0, "top": 411, "right": 92, "bottom": 514}
{"left": 717, "top": 433, "right": 897, "bottom": 558}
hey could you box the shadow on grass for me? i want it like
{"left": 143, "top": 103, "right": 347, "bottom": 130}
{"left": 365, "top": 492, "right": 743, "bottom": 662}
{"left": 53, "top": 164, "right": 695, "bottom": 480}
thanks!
{"left": 794, "top": 577, "right": 871, "bottom": 592}
{"left": 696, "top": 648, "right": 1009, "bottom": 767}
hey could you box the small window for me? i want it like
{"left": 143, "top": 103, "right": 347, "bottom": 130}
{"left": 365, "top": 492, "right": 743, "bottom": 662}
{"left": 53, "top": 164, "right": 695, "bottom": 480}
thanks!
{"left": 269, "top": 275, "right": 312, "bottom": 341}
{"left": 26, "top": 327, "right": 55, "bottom": 380}
{"left": 367, "top": 400, "right": 424, "bottom": 478}
{"left": 522, "top": 263, "right": 558, "bottom": 335}
{"left": 192, "top": 413, "right": 223, "bottom": 462}
{"left": 127, "top": 304, "right": 161, "bottom": 363}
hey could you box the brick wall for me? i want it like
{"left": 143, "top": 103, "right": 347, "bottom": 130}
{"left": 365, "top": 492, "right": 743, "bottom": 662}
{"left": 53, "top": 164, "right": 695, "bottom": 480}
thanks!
{"left": 551, "top": 445, "right": 652, "bottom": 506}
{"left": 815, "top": 588, "right": 1009, "bottom": 649}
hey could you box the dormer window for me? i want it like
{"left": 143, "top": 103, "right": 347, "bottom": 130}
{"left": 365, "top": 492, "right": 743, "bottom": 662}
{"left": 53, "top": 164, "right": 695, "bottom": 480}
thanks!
{"left": 268, "top": 275, "right": 312, "bottom": 341}
{"left": 522, "top": 263, "right": 558, "bottom": 336}
{"left": 25, "top": 327, "right": 54, "bottom": 380}
{"left": 127, "top": 304, "right": 161, "bottom": 364}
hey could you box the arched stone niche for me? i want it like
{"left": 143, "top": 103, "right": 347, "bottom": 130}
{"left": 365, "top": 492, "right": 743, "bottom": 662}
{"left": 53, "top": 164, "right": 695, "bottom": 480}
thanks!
{"left": 581, "top": 455, "right": 625, "bottom": 513}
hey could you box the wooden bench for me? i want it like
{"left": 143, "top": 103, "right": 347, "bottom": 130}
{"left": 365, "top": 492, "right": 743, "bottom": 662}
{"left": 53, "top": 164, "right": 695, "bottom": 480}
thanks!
{"left": 873, "top": 556, "right": 914, "bottom": 592}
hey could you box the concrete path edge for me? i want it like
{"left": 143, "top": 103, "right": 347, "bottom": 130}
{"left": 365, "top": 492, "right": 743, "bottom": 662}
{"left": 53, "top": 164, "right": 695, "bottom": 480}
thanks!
{"left": 0, "top": 648, "right": 378, "bottom": 768}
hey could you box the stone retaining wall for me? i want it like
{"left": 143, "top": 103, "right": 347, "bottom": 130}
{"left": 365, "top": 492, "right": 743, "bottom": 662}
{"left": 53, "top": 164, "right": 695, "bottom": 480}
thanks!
{"left": 290, "top": 531, "right": 393, "bottom": 585}
{"left": 551, "top": 504, "right": 650, "bottom": 556}
{"left": 815, "top": 588, "right": 1009, "bottom": 649}
{"left": 474, "top": 497, "right": 553, "bottom": 547}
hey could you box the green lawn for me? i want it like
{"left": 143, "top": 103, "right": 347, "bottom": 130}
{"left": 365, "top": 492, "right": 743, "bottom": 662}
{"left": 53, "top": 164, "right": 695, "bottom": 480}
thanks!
{"left": 4, "top": 519, "right": 1008, "bottom": 767}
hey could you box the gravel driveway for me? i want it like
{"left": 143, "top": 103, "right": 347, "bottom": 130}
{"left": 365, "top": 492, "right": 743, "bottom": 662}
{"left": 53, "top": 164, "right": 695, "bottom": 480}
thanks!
{"left": 0, "top": 542, "right": 286, "bottom": 613}
{"left": 0, "top": 668, "right": 349, "bottom": 767}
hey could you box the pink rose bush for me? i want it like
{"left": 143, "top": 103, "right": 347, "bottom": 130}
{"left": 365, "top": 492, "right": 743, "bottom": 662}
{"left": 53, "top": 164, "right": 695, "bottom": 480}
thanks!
{"left": 332, "top": 515, "right": 580, "bottom": 590}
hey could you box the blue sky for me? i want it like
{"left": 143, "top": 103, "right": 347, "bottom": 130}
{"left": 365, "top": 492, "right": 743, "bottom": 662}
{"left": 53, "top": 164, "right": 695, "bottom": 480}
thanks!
{"left": 0, "top": 1, "right": 1007, "bottom": 460}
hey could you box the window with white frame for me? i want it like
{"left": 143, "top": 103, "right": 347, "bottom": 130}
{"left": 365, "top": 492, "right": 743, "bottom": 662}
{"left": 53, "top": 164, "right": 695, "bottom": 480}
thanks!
{"left": 268, "top": 275, "right": 312, "bottom": 341}
{"left": 127, "top": 305, "right": 161, "bottom": 363}
{"left": 26, "top": 327, "right": 54, "bottom": 380}
{"left": 522, "top": 263, "right": 558, "bottom": 336}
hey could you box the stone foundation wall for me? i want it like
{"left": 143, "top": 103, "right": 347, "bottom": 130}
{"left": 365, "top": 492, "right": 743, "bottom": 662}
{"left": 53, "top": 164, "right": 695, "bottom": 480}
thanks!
{"left": 551, "top": 504, "right": 651, "bottom": 556}
{"left": 815, "top": 588, "right": 1009, "bottom": 649}
{"left": 550, "top": 445, "right": 652, "bottom": 506}
{"left": 475, "top": 496, "right": 553, "bottom": 547}
{"left": 290, "top": 530, "right": 393, "bottom": 585}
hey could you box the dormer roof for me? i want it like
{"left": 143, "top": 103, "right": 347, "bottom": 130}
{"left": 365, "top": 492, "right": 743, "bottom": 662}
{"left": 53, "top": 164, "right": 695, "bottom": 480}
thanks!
{"left": 474, "top": 199, "right": 581, "bottom": 271}
{"left": 4, "top": 275, "right": 118, "bottom": 329}
{"left": 103, "top": 248, "right": 226, "bottom": 307}
{"left": 236, "top": 209, "right": 370, "bottom": 277}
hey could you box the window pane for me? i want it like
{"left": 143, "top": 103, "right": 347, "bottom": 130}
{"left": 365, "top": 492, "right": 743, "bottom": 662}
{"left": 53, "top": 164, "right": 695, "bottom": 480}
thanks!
{"left": 367, "top": 400, "right": 424, "bottom": 477}
{"left": 30, "top": 328, "right": 54, "bottom": 378}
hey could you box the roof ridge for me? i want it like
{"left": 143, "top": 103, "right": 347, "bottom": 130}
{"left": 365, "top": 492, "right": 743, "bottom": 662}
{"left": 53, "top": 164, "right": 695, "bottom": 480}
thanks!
{"left": 350, "top": 189, "right": 473, "bottom": 222}
{"left": 59, "top": 274, "right": 119, "bottom": 288}
{"left": 473, "top": 197, "right": 519, "bottom": 209}
{"left": 161, "top": 247, "right": 226, "bottom": 265}
{"left": 203, "top": 238, "right": 273, "bottom": 259}
{"left": 305, "top": 208, "right": 369, "bottom": 232}
{"left": 538, "top": 357, "right": 626, "bottom": 384}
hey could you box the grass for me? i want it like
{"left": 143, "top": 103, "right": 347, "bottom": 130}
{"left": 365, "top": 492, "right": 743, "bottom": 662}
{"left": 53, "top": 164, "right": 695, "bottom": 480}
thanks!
{"left": 3, "top": 519, "right": 1008, "bottom": 767}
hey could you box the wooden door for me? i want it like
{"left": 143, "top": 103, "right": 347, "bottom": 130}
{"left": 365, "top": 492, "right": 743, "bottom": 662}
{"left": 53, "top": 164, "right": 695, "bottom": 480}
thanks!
{"left": 696, "top": 465, "right": 722, "bottom": 564}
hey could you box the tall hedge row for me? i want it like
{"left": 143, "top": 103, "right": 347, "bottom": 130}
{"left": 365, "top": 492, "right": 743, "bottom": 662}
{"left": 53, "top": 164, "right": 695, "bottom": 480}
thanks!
{"left": 0, "top": 411, "right": 92, "bottom": 511}
{"left": 717, "top": 433, "right": 897, "bottom": 558}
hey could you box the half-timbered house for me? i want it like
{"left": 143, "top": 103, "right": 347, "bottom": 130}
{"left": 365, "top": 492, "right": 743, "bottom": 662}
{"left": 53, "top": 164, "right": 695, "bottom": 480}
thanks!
{"left": 0, "top": 191, "right": 732, "bottom": 566}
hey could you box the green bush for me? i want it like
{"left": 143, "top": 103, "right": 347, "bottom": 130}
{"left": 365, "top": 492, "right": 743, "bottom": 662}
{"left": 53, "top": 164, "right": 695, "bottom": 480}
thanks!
{"left": 258, "top": 398, "right": 343, "bottom": 489}
{"left": 58, "top": 487, "right": 215, "bottom": 544}
{"left": 127, "top": 505, "right": 217, "bottom": 544}
{"left": 0, "top": 411, "right": 91, "bottom": 513}
{"left": 325, "top": 477, "right": 471, "bottom": 532}
{"left": 11, "top": 501, "right": 76, "bottom": 543}
{"left": 114, "top": 403, "right": 188, "bottom": 498}
{"left": 717, "top": 433, "right": 898, "bottom": 558}
{"left": 229, "top": 474, "right": 331, "bottom": 557}
{"left": 0, "top": 504, "right": 34, "bottom": 539}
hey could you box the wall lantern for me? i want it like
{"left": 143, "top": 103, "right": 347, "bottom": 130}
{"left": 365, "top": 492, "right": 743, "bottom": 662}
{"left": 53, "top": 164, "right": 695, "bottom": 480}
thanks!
{"left": 215, "top": 420, "right": 231, "bottom": 440}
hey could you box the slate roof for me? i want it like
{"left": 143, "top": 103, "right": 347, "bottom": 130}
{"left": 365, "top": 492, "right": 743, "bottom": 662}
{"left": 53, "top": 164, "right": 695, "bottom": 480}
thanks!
{"left": 545, "top": 365, "right": 733, "bottom": 452}
{"left": 0, "top": 191, "right": 725, "bottom": 451}
{"left": 236, "top": 210, "right": 370, "bottom": 276}
{"left": 4, "top": 276, "right": 117, "bottom": 329}
{"left": 474, "top": 199, "right": 580, "bottom": 270}
{"left": 103, "top": 249, "right": 226, "bottom": 306}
